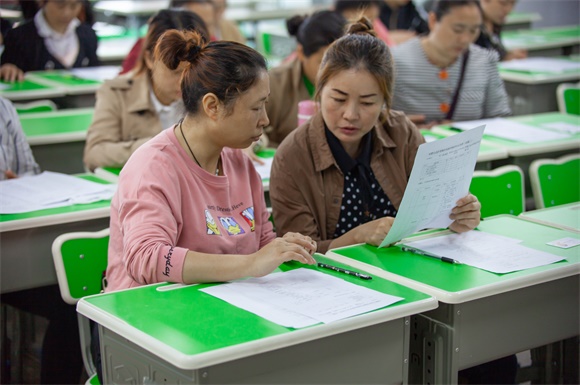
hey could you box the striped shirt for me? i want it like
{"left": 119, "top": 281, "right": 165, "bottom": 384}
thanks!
{"left": 391, "top": 38, "right": 511, "bottom": 123}
{"left": 0, "top": 97, "right": 40, "bottom": 180}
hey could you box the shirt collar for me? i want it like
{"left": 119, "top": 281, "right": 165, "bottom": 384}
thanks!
{"left": 325, "top": 124, "right": 373, "bottom": 174}
{"left": 34, "top": 9, "right": 80, "bottom": 40}
{"left": 149, "top": 88, "right": 181, "bottom": 114}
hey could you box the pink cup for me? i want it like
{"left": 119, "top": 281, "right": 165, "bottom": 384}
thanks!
{"left": 297, "top": 100, "right": 318, "bottom": 126}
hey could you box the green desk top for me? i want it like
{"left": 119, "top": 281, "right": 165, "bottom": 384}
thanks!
{"left": 503, "top": 25, "right": 580, "bottom": 50}
{"left": 29, "top": 71, "right": 101, "bottom": 87}
{"left": 434, "top": 112, "right": 580, "bottom": 157}
{"left": 0, "top": 174, "right": 112, "bottom": 231}
{"left": 520, "top": 202, "right": 580, "bottom": 232}
{"left": 78, "top": 255, "right": 436, "bottom": 370}
{"left": 498, "top": 56, "right": 580, "bottom": 84}
{"left": 505, "top": 12, "right": 541, "bottom": 25}
{"left": 328, "top": 215, "right": 579, "bottom": 304}
{"left": 0, "top": 78, "right": 65, "bottom": 100}
{"left": 20, "top": 108, "right": 94, "bottom": 143}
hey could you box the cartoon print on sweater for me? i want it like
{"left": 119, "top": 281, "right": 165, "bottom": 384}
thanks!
{"left": 240, "top": 207, "right": 255, "bottom": 232}
{"left": 219, "top": 216, "right": 245, "bottom": 235}
{"left": 205, "top": 209, "right": 221, "bottom": 235}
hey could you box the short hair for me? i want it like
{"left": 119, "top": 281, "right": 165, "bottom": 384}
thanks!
{"left": 134, "top": 9, "right": 209, "bottom": 75}
{"left": 432, "top": 0, "right": 482, "bottom": 20}
{"left": 155, "top": 29, "right": 267, "bottom": 116}
{"left": 316, "top": 17, "right": 394, "bottom": 118}
{"left": 286, "top": 10, "right": 346, "bottom": 57}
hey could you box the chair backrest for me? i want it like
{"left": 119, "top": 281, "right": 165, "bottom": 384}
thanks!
{"left": 470, "top": 165, "right": 525, "bottom": 218}
{"left": 557, "top": 83, "right": 580, "bottom": 115}
{"left": 529, "top": 154, "right": 580, "bottom": 209}
{"left": 52, "top": 228, "right": 110, "bottom": 305}
{"left": 14, "top": 100, "right": 58, "bottom": 114}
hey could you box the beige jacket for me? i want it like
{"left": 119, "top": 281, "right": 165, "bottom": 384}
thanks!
{"left": 218, "top": 18, "right": 245, "bottom": 44}
{"left": 266, "top": 56, "right": 310, "bottom": 147}
{"left": 270, "top": 110, "right": 425, "bottom": 253}
{"left": 83, "top": 72, "right": 162, "bottom": 171}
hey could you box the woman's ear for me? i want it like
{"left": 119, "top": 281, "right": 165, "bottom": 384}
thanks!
{"left": 296, "top": 44, "right": 306, "bottom": 62}
{"left": 201, "top": 93, "right": 221, "bottom": 121}
{"left": 144, "top": 50, "right": 154, "bottom": 71}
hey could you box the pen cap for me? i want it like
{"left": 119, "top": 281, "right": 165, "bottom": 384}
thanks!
{"left": 297, "top": 100, "right": 318, "bottom": 126}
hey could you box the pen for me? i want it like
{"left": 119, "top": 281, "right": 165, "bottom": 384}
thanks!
{"left": 400, "top": 246, "right": 460, "bottom": 264}
{"left": 317, "top": 263, "right": 372, "bottom": 280}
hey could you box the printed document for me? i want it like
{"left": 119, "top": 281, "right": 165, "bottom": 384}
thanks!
{"left": 0, "top": 171, "right": 116, "bottom": 214}
{"left": 200, "top": 268, "right": 403, "bottom": 328}
{"left": 403, "top": 231, "right": 566, "bottom": 274}
{"left": 253, "top": 156, "right": 274, "bottom": 181}
{"left": 452, "top": 118, "right": 570, "bottom": 143}
{"left": 379, "top": 125, "right": 484, "bottom": 247}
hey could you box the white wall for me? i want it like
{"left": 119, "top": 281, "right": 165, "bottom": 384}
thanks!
{"left": 514, "top": 0, "right": 580, "bottom": 28}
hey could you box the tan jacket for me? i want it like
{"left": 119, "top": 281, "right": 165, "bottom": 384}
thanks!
{"left": 83, "top": 72, "right": 162, "bottom": 171}
{"left": 270, "top": 110, "right": 425, "bottom": 253}
{"left": 266, "top": 56, "right": 310, "bottom": 147}
{"left": 218, "top": 18, "right": 245, "bottom": 44}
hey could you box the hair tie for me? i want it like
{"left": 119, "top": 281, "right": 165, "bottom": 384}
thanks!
{"left": 186, "top": 45, "right": 202, "bottom": 62}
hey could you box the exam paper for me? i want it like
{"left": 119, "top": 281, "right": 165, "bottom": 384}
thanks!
{"left": 0, "top": 171, "right": 117, "bottom": 214}
{"left": 200, "top": 268, "right": 403, "bottom": 328}
{"left": 499, "top": 57, "right": 580, "bottom": 73}
{"left": 452, "top": 118, "right": 570, "bottom": 143}
{"left": 70, "top": 66, "right": 120, "bottom": 82}
{"left": 404, "top": 231, "right": 566, "bottom": 274}
{"left": 379, "top": 126, "right": 484, "bottom": 247}
{"left": 541, "top": 122, "right": 580, "bottom": 135}
{"left": 252, "top": 156, "right": 273, "bottom": 181}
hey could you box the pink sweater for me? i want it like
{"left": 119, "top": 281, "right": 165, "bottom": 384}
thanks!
{"left": 106, "top": 127, "right": 275, "bottom": 292}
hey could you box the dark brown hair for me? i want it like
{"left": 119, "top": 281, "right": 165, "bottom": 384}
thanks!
{"left": 134, "top": 9, "right": 209, "bottom": 75}
{"left": 432, "top": 0, "right": 482, "bottom": 20}
{"left": 155, "top": 29, "right": 267, "bottom": 116}
{"left": 286, "top": 10, "right": 346, "bottom": 57}
{"left": 315, "top": 17, "right": 394, "bottom": 116}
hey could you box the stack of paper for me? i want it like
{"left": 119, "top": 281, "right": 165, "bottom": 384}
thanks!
{"left": 70, "top": 66, "right": 120, "bottom": 82}
{"left": 403, "top": 231, "right": 566, "bottom": 274}
{"left": 201, "top": 268, "right": 403, "bottom": 328}
{"left": 253, "top": 156, "right": 274, "bottom": 181}
{"left": 0, "top": 171, "right": 117, "bottom": 214}
{"left": 452, "top": 118, "right": 571, "bottom": 143}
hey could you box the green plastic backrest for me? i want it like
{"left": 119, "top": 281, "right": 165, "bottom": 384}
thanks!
{"left": 470, "top": 166, "right": 525, "bottom": 218}
{"left": 60, "top": 234, "right": 109, "bottom": 301}
{"left": 15, "top": 100, "right": 58, "bottom": 114}
{"left": 533, "top": 156, "right": 580, "bottom": 208}
{"left": 563, "top": 88, "right": 580, "bottom": 115}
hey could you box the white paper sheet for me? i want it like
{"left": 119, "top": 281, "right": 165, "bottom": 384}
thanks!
{"left": 0, "top": 171, "right": 117, "bottom": 214}
{"left": 403, "top": 231, "right": 566, "bottom": 274}
{"left": 541, "top": 122, "right": 580, "bottom": 135}
{"left": 253, "top": 156, "right": 273, "bottom": 181}
{"left": 452, "top": 118, "right": 570, "bottom": 143}
{"left": 499, "top": 57, "right": 580, "bottom": 73}
{"left": 70, "top": 66, "right": 120, "bottom": 82}
{"left": 200, "top": 268, "right": 403, "bottom": 328}
{"left": 379, "top": 126, "right": 484, "bottom": 247}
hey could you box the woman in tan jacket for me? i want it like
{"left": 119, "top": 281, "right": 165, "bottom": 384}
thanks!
{"left": 83, "top": 9, "right": 209, "bottom": 171}
{"left": 265, "top": 10, "right": 346, "bottom": 147}
{"left": 270, "top": 18, "right": 481, "bottom": 254}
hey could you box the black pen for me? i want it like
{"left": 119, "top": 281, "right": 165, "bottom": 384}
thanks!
{"left": 317, "top": 263, "right": 372, "bottom": 280}
{"left": 401, "top": 246, "right": 460, "bottom": 264}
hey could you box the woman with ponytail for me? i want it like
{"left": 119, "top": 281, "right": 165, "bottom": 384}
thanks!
{"left": 83, "top": 9, "right": 209, "bottom": 171}
{"left": 270, "top": 17, "right": 481, "bottom": 254}
{"left": 104, "top": 29, "right": 316, "bottom": 293}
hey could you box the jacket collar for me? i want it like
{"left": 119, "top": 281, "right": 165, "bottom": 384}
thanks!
{"left": 308, "top": 111, "right": 398, "bottom": 173}
{"left": 126, "top": 72, "right": 156, "bottom": 114}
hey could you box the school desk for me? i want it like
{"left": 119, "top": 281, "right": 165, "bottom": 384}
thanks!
{"left": 519, "top": 202, "right": 580, "bottom": 233}
{"left": 0, "top": 77, "right": 66, "bottom": 102}
{"left": 326, "top": 215, "right": 580, "bottom": 384}
{"left": 503, "top": 12, "right": 541, "bottom": 31}
{"left": 78, "top": 255, "right": 436, "bottom": 385}
{"left": 97, "top": 35, "right": 141, "bottom": 65}
{"left": 498, "top": 57, "right": 580, "bottom": 116}
{"left": 19, "top": 108, "right": 94, "bottom": 174}
{"left": 0, "top": 174, "right": 112, "bottom": 294}
{"left": 503, "top": 25, "right": 580, "bottom": 57}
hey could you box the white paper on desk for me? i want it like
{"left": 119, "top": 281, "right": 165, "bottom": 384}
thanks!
{"left": 452, "top": 118, "right": 570, "bottom": 143}
{"left": 252, "top": 156, "right": 273, "bottom": 181}
{"left": 541, "top": 122, "right": 580, "bottom": 135}
{"left": 0, "top": 83, "right": 10, "bottom": 90}
{"left": 201, "top": 268, "right": 403, "bottom": 328}
{"left": 0, "top": 171, "right": 116, "bottom": 214}
{"left": 404, "top": 231, "right": 566, "bottom": 274}
{"left": 499, "top": 57, "right": 580, "bottom": 73}
{"left": 379, "top": 126, "right": 484, "bottom": 247}
{"left": 70, "top": 66, "right": 120, "bottom": 82}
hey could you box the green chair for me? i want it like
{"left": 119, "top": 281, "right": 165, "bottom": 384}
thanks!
{"left": 557, "top": 83, "right": 580, "bottom": 115}
{"left": 52, "top": 228, "right": 109, "bottom": 385}
{"left": 529, "top": 154, "right": 580, "bottom": 209}
{"left": 14, "top": 100, "right": 58, "bottom": 114}
{"left": 470, "top": 165, "right": 525, "bottom": 218}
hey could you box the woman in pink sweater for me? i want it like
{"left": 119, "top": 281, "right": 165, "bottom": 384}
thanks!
{"left": 106, "top": 29, "right": 316, "bottom": 292}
